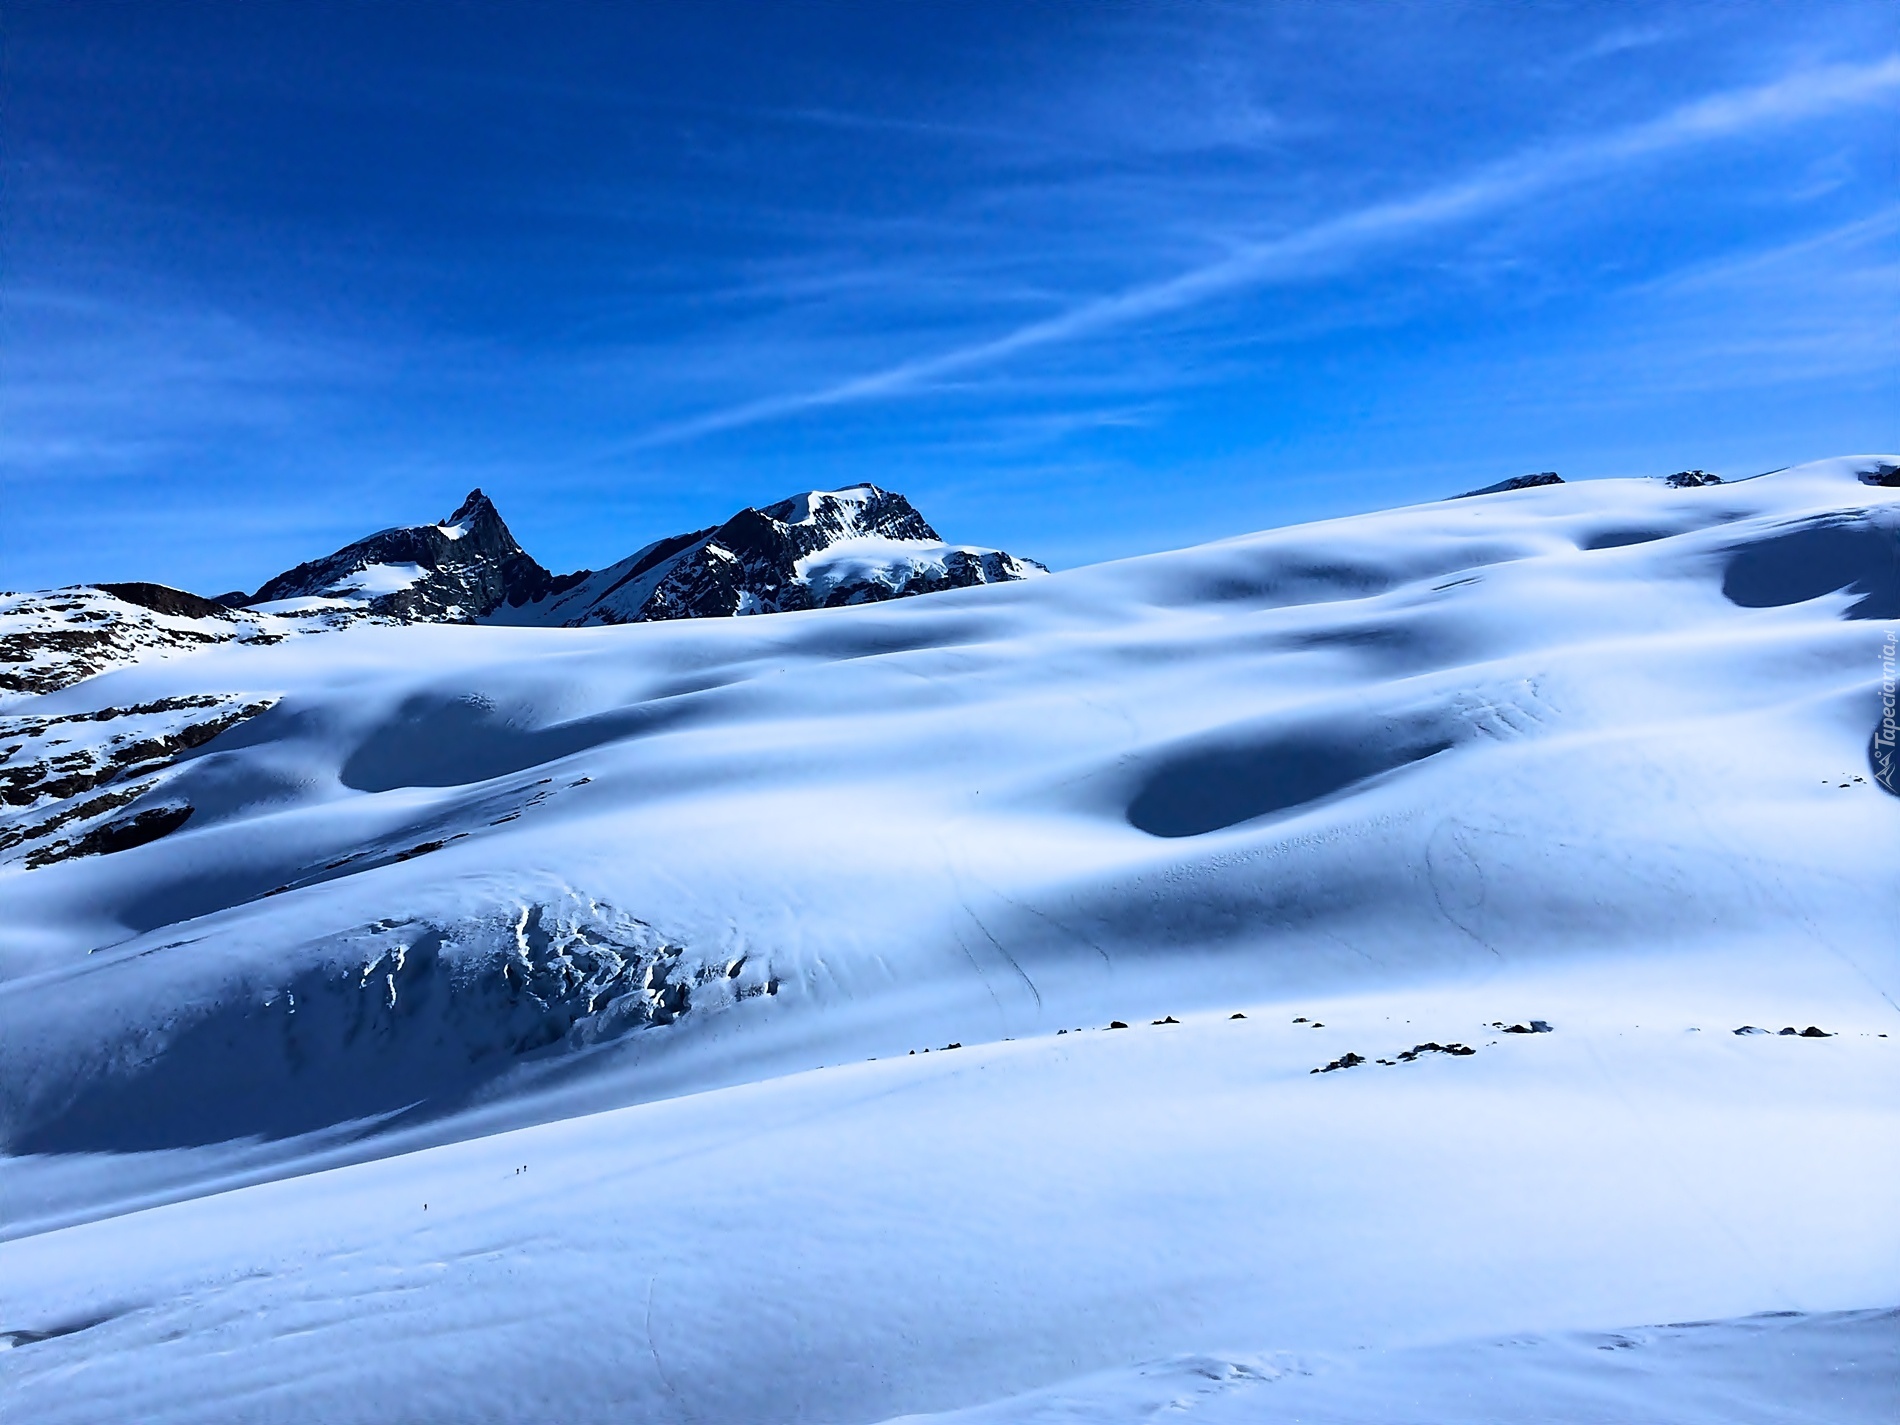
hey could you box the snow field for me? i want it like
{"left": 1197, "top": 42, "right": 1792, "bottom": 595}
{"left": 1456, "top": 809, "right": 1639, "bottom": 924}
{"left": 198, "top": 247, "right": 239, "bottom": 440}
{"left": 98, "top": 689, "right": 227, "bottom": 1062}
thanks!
{"left": 0, "top": 457, "right": 1895, "bottom": 1421}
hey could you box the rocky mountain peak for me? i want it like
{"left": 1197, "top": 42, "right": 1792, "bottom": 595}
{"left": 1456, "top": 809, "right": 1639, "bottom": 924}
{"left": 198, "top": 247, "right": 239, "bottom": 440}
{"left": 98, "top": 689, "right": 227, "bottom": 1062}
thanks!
{"left": 755, "top": 485, "right": 940, "bottom": 550}
{"left": 440, "top": 488, "right": 502, "bottom": 536}
{"left": 243, "top": 490, "right": 559, "bottom": 622}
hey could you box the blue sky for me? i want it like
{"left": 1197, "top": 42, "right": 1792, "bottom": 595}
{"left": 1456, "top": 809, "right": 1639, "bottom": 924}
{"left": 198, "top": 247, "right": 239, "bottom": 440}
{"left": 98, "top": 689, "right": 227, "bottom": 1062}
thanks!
{"left": 4, "top": 1, "right": 1896, "bottom": 592}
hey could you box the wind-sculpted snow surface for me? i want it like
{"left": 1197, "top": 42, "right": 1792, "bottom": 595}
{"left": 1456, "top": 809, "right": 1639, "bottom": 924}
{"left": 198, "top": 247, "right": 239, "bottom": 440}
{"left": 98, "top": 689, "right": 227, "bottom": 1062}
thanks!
{"left": 0, "top": 457, "right": 1895, "bottom": 1423}
{"left": 870, "top": 1309, "right": 1899, "bottom": 1425}
{"left": 1721, "top": 513, "right": 1900, "bottom": 620}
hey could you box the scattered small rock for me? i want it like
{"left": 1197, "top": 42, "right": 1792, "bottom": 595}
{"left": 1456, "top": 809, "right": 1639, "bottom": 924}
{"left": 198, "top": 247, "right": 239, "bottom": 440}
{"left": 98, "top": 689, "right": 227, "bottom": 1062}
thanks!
{"left": 1394, "top": 1042, "right": 1476, "bottom": 1062}
{"left": 1312, "top": 1052, "right": 1366, "bottom": 1074}
{"left": 393, "top": 837, "right": 447, "bottom": 861}
{"left": 1501, "top": 1020, "right": 1553, "bottom": 1034}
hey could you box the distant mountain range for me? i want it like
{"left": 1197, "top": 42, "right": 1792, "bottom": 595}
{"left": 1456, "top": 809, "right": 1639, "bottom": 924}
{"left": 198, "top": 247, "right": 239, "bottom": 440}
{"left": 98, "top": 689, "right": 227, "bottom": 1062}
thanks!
{"left": 0, "top": 485, "right": 1045, "bottom": 694}
{"left": 229, "top": 483, "right": 1045, "bottom": 626}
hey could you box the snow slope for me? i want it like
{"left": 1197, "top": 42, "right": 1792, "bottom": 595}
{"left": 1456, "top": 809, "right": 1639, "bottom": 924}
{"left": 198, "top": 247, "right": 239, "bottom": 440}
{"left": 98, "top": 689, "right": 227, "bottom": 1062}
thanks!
{"left": 0, "top": 457, "right": 1895, "bottom": 1423}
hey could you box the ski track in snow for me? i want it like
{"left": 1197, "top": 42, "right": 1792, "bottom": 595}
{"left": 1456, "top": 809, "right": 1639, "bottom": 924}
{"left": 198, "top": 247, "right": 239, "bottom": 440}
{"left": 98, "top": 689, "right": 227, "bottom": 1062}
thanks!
{"left": 0, "top": 457, "right": 1896, "bottom": 1423}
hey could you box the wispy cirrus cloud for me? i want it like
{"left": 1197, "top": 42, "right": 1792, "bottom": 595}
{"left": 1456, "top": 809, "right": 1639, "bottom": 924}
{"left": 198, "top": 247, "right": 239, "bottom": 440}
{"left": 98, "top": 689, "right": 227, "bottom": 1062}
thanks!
{"left": 626, "top": 56, "right": 1900, "bottom": 450}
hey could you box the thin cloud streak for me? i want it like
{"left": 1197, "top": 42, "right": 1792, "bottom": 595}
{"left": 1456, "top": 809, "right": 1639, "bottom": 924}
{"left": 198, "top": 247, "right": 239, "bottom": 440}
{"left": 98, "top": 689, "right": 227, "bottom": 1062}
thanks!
{"left": 628, "top": 56, "right": 1900, "bottom": 450}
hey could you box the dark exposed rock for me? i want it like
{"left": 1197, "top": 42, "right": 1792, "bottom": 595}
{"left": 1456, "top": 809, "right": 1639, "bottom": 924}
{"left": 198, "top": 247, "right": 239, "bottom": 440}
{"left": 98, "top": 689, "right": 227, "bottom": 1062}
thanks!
{"left": 27, "top": 804, "right": 192, "bottom": 866}
{"left": 0, "top": 695, "right": 277, "bottom": 807}
{"left": 1, "top": 694, "right": 279, "bottom": 866}
{"left": 1313, "top": 1051, "right": 1366, "bottom": 1073}
{"left": 1394, "top": 1041, "right": 1476, "bottom": 1062}
{"left": 1799, "top": 1026, "right": 1832, "bottom": 1038}
{"left": 1452, "top": 472, "right": 1563, "bottom": 499}
{"left": 0, "top": 780, "right": 148, "bottom": 855}
{"left": 94, "top": 583, "right": 236, "bottom": 619}
{"left": 1859, "top": 462, "right": 1900, "bottom": 488}
{"left": 1665, "top": 470, "right": 1723, "bottom": 488}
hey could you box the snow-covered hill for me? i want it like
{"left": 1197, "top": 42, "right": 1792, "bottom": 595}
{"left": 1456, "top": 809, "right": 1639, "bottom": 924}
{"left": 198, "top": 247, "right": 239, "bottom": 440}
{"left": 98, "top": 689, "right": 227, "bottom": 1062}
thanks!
{"left": 0, "top": 457, "right": 1895, "bottom": 1423}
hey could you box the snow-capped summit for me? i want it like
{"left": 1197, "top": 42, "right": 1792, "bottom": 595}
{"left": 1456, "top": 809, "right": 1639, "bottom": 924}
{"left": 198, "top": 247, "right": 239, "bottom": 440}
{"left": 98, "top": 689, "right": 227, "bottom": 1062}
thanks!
{"left": 240, "top": 489, "right": 569, "bottom": 622}
{"left": 494, "top": 482, "right": 1045, "bottom": 627}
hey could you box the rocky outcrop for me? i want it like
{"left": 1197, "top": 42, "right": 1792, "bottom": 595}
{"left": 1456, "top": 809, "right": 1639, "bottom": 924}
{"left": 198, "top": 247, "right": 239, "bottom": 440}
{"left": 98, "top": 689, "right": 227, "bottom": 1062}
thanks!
{"left": 0, "top": 586, "right": 293, "bottom": 698}
{"left": 95, "top": 583, "right": 239, "bottom": 619}
{"left": 0, "top": 693, "right": 278, "bottom": 866}
{"left": 1452, "top": 472, "right": 1564, "bottom": 499}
